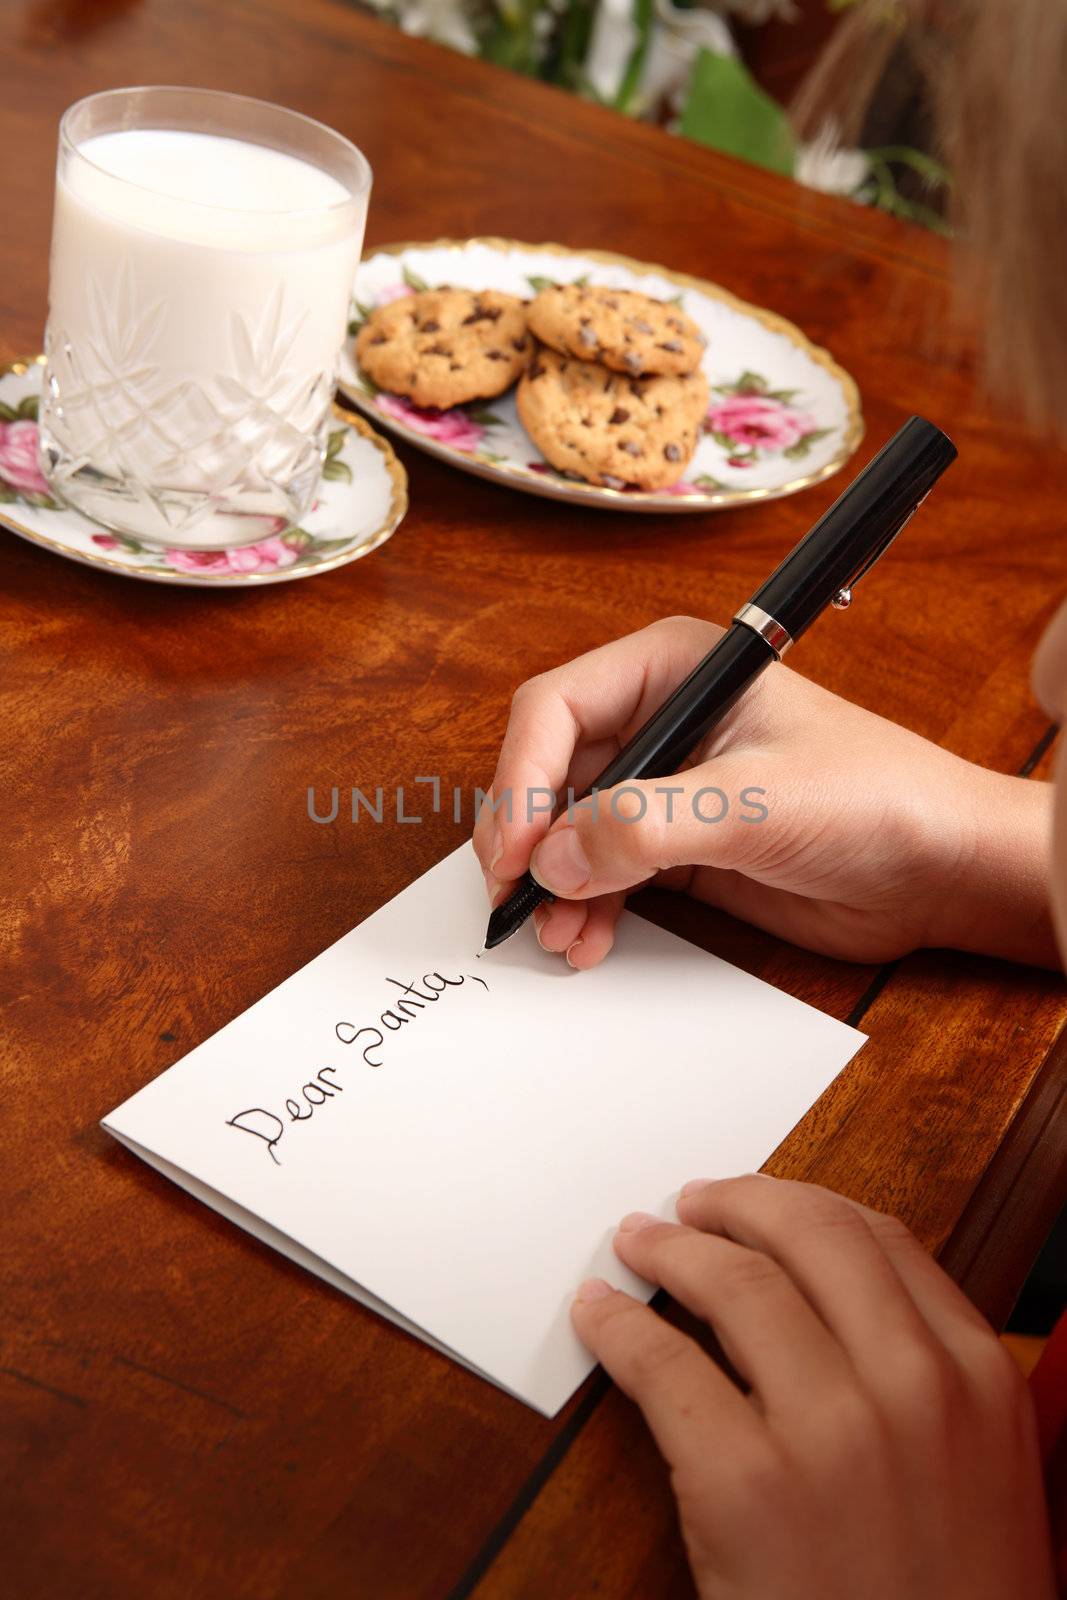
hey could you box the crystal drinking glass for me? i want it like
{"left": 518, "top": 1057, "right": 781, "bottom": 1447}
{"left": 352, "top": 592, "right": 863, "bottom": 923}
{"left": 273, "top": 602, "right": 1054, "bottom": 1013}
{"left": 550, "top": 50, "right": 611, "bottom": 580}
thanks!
{"left": 40, "top": 87, "right": 371, "bottom": 548}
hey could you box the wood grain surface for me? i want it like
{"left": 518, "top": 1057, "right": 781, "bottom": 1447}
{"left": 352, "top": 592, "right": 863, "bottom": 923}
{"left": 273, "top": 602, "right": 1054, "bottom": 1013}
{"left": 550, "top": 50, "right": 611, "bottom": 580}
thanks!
{"left": 2, "top": 3, "right": 1065, "bottom": 1597}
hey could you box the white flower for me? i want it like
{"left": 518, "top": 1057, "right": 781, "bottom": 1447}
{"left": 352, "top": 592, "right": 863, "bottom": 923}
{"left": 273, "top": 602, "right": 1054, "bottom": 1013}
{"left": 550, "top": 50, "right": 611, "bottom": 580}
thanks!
{"left": 795, "top": 122, "right": 870, "bottom": 198}
{"left": 395, "top": 0, "right": 479, "bottom": 55}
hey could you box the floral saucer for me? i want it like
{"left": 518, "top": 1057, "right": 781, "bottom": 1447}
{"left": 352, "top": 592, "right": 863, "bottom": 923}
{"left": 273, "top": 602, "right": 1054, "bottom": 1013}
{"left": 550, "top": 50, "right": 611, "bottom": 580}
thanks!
{"left": 338, "top": 238, "right": 863, "bottom": 514}
{"left": 0, "top": 356, "right": 408, "bottom": 587}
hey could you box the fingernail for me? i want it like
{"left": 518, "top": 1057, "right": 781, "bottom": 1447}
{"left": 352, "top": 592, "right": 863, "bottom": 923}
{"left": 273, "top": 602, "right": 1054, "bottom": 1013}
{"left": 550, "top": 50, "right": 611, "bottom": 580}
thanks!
{"left": 483, "top": 869, "right": 508, "bottom": 909}
{"left": 531, "top": 826, "right": 590, "bottom": 895}
{"left": 679, "top": 1179, "right": 713, "bottom": 1198}
{"left": 565, "top": 938, "right": 583, "bottom": 968}
{"left": 489, "top": 824, "right": 503, "bottom": 875}
{"left": 534, "top": 906, "right": 550, "bottom": 949}
{"left": 575, "top": 1278, "right": 614, "bottom": 1303}
{"left": 617, "top": 1211, "right": 661, "bottom": 1233}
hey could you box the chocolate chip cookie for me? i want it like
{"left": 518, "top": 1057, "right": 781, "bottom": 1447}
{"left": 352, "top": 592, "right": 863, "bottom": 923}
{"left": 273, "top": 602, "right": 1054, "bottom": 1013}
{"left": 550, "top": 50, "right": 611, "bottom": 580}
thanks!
{"left": 356, "top": 289, "right": 531, "bottom": 408}
{"left": 517, "top": 344, "right": 709, "bottom": 490}
{"left": 527, "top": 284, "right": 704, "bottom": 378}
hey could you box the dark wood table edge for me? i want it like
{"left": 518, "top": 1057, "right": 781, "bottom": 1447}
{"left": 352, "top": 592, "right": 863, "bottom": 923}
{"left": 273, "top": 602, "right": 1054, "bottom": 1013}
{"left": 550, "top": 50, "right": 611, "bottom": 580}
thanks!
{"left": 939, "top": 1022, "right": 1067, "bottom": 1328}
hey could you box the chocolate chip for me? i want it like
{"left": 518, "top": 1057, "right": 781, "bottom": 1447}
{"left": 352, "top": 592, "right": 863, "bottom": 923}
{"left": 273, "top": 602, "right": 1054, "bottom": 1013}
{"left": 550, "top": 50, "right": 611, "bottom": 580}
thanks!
{"left": 664, "top": 443, "right": 681, "bottom": 462}
{"left": 578, "top": 325, "right": 598, "bottom": 348}
{"left": 624, "top": 351, "right": 644, "bottom": 374}
{"left": 658, "top": 340, "right": 683, "bottom": 353}
{"left": 603, "top": 375, "right": 614, "bottom": 392}
{"left": 667, "top": 317, "right": 683, "bottom": 333}
{"left": 602, "top": 475, "right": 625, "bottom": 489}
{"left": 426, "top": 342, "right": 450, "bottom": 356}
{"left": 512, "top": 338, "right": 527, "bottom": 352}
{"left": 487, "top": 350, "right": 506, "bottom": 361}
{"left": 628, "top": 379, "right": 645, "bottom": 398}
{"left": 530, "top": 359, "right": 546, "bottom": 379}
{"left": 620, "top": 440, "right": 643, "bottom": 457}
{"left": 605, "top": 298, "right": 620, "bottom": 310}
{"left": 462, "top": 305, "right": 502, "bottom": 325}
{"left": 421, "top": 319, "right": 441, "bottom": 333}
{"left": 633, "top": 319, "right": 653, "bottom": 334}
{"left": 609, "top": 407, "right": 630, "bottom": 424}
{"left": 370, "top": 334, "right": 386, "bottom": 345}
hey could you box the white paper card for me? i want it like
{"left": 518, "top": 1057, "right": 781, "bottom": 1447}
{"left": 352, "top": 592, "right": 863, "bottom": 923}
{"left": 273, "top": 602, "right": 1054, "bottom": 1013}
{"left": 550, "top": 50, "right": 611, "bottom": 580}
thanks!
{"left": 103, "top": 845, "right": 865, "bottom": 1416}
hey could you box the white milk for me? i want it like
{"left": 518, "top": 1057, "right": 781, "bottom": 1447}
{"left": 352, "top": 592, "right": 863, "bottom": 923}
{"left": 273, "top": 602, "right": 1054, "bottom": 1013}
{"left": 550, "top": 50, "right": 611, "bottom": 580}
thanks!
{"left": 42, "top": 128, "right": 367, "bottom": 544}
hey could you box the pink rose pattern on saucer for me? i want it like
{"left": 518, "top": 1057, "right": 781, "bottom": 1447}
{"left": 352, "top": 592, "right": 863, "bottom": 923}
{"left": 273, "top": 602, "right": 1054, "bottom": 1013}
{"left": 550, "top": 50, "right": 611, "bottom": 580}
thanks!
{"left": 347, "top": 271, "right": 841, "bottom": 498}
{"left": 0, "top": 360, "right": 405, "bottom": 585}
{"left": 0, "top": 391, "right": 367, "bottom": 578}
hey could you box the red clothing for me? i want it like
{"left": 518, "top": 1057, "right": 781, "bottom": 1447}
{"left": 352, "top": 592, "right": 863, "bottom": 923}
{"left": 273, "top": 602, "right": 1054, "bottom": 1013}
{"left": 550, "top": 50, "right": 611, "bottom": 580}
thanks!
{"left": 1032, "top": 1313, "right": 1067, "bottom": 1590}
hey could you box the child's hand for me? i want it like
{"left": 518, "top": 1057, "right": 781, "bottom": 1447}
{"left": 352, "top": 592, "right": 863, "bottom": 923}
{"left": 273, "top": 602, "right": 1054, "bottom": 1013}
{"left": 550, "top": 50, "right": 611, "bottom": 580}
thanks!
{"left": 573, "top": 1176, "right": 1055, "bottom": 1600}
{"left": 474, "top": 616, "right": 1054, "bottom": 968}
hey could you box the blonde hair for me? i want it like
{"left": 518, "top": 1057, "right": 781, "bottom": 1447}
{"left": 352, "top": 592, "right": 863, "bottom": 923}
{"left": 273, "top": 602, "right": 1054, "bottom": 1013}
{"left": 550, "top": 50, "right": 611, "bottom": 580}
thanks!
{"left": 794, "top": 1, "right": 1067, "bottom": 435}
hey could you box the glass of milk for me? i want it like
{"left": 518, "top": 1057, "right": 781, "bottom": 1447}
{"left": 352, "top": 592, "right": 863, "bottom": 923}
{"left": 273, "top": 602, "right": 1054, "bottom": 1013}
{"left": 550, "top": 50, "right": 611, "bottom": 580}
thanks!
{"left": 40, "top": 88, "right": 371, "bottom": 548}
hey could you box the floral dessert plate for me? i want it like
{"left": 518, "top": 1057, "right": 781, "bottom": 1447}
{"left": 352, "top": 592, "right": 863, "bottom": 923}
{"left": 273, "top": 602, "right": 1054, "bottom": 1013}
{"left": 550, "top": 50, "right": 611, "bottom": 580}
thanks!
{"left": 338, "top": 238, "right": 863, "bottom": 514}
{"left": 0, "top": 356, "right": 408, "bottom": 587}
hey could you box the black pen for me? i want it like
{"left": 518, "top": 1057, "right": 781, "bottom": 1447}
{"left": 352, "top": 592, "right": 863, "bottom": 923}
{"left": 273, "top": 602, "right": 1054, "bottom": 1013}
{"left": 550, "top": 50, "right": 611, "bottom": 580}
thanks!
{"left": 484, "top": 414, "right": 957, "bottom": 950}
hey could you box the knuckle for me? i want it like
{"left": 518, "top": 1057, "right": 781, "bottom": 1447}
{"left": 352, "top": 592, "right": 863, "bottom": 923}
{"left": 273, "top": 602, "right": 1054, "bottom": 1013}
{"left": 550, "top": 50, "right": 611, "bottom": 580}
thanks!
{"left": 884, "top": 1339, "right": 964, "bottom": 1429}
{"left": 726, "top": 1438, "right": 790, "bottom": 1504}
{"left": 510, "top": 674, "right": 543, "bottom": 707}
{"left": 860, "top": 1208, "right": 918, "bottom": 1253}
{"left": 624, "top": 1328, "right": 694, "bottom": 1393}
{"left": 787, "top": 1186, "right": 872, "bottom": 1242}
{"left": 716, "top": 1247, "right": 785, "bottom": 1303}
{"left": 966, "top": 1331, "right": 1029, "bottom": 1411}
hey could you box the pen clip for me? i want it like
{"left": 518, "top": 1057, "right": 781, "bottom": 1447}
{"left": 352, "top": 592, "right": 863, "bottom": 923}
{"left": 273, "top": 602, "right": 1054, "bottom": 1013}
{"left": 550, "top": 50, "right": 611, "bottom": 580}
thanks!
{"left": 852, "top": 491, "right": 929, "bottom": 589}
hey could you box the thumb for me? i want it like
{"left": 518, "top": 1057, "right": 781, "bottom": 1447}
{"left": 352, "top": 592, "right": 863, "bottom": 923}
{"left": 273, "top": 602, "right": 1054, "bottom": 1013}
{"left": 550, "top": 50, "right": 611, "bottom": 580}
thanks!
{"left": 528, "top": 766, "right": 773, "bottom": 900}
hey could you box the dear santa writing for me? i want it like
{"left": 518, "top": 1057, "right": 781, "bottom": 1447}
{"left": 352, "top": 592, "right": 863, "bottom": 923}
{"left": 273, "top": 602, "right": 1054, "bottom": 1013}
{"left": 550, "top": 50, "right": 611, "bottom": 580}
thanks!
{"left": 225, "top": 968, "right": 489, "bottom": 1165}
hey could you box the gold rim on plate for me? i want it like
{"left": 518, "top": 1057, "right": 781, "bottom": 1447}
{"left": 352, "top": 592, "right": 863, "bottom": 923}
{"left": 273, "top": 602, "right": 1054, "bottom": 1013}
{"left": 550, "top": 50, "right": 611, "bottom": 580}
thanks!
{"left": 340, "top": 236, "right": 865, "bottom": 512}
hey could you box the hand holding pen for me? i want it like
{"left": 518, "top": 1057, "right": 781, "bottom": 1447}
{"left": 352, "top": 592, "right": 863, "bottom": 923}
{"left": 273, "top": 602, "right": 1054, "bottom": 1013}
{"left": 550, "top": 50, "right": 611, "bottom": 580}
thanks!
{"left": 473, "top": 422, "right": 1053, "bottom": 971}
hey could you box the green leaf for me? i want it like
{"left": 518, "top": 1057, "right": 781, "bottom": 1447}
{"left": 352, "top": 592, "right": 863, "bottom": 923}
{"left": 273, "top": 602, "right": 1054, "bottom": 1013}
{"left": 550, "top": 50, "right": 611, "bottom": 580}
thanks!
{"left": 766, "top": 388, "right": 799, "bottom": 403}
{"left": 322, "top": 458, "right": 353, "bottom": 483}
{"left": 865, "top": 144, "right": 951, "bottom": 190}
{"left": 527, "top": 275, "right": 558, "bottom": 293}
{"left": 0, "top": 402, "right": 17, "bottom": 423}
{"left": 709, "top": 429, "right": 737, "bottom": 450}
{"left": 402, "top": 264, "right": 430, "bottom": 293}
{"left": 667, "top": 292, "right": 686, "bottom": 309}
{"left": 304, "top": 535, "right": 356, "bottom": 555}
{"left": 551, "top": 0, "right": 596, "bottom": 91}
{"left": 282, "top": 528, "right": 313, "bottom": 551}
{"left": 692, "top": 473, "right": 728, "bottom": 489}
{"left": 573, "top": 273, "right": 589, "bottom": 287}
{"left": 0, "top": 488, "right": 16, "bottom": 502}
{"left": 347, "top": 298, "right": 375, "bottom": 337}
{"left": 612, "top": 0, "right": 653, "bottom": 114}
{"left": 113, "top": 533, "right": 145, "bottom": 553}
{"left": 325, "top": 429, "right": 346, "bottom": 460}
{"left": 680, "top": 50, "right": 795, "bottom": 177}
{"left": 16, "top": 396, "right": 39, "bottom": 420}
{"left": 783, "top": 427, "right": 833, "bottom": 459}
{"left": 735, "top": 370, "right": 768, "bottom": 394}
{"left": 465, "top": 408, "right": 505, "bottom": 427}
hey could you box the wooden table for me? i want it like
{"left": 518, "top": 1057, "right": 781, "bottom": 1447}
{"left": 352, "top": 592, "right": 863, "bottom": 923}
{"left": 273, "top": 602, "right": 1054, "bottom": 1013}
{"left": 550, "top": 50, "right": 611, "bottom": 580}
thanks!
{"left": 4, "top": 3, "right": 1066, "bottom": 1595}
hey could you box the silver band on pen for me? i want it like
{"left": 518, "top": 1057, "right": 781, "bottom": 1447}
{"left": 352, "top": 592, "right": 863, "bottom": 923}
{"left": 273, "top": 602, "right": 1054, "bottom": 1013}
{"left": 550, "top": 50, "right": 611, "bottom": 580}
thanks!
{"left": 733, "top": 603, "right": 794, "bottom": 659}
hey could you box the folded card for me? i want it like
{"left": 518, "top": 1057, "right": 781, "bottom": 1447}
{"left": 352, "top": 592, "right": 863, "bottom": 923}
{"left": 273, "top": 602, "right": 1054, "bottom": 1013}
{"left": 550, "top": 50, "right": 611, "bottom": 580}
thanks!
{"left": 103, "top": 844, "right": 866, "bottom": 1416}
